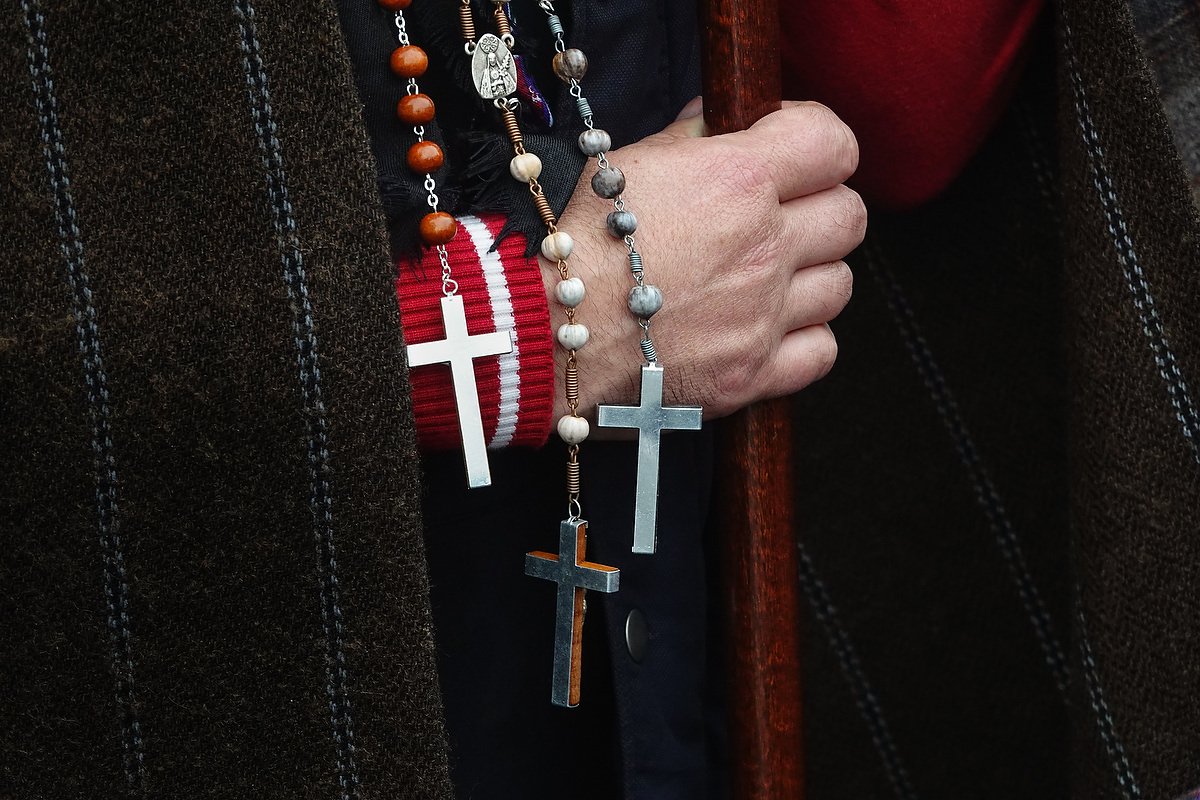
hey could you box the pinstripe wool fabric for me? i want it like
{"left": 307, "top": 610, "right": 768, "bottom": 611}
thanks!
{"left": 794, "top": 5, "right": 1200, "bottom": 798}
{"left": 1, "top": 1, "right": 453, "bottom": 797}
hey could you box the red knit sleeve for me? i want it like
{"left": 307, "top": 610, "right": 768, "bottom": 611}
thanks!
{"left": 780, "top": 0, "right": 1045, "bottom": 210}
{"left": 396, "top": 213, "right": 555, "bottom": 451}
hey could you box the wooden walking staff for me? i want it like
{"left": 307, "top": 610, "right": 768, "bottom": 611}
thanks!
{"left": 698, "top": 1, "right": 806, "bottom": 798}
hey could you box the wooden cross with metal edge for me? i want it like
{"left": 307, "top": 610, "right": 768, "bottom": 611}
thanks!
{"left": 405, "top": 294, "right": 512, "bottom": 488}
{"left": 525, "top": 518, "right": 619, "bottom": 707}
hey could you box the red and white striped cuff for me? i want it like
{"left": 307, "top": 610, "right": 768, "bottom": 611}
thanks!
{"left": 396, "top": 212, "right": 555, "bottom": 452}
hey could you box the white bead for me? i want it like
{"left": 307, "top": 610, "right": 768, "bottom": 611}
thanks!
{"left": 557, "top": 414, "right": 590, "bottom": 444}
{"left": 557, "top": 323, "right": 590, "bottom": 350}
{"left": 540, "top": 231, "right": 575, "bottom": 262}
{"left": 509, "top": 152, "right": 543, "bottom": 181}
{"left": 554, "top": 277, "right": 586, "bottom": 307}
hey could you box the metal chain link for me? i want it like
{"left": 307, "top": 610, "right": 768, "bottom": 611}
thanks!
{"left": 393, "top": 11, "right": 409, "bottom": 46}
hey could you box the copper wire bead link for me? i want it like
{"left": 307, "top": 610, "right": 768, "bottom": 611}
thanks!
{"left": 390, "top": 45, "right": 428, "bottom": 78}
{"left": 498, "top": 108, "right": 524, "bottom": 149}
{"left": 566, "top": 455, "right": 581, "bottom": 496}
{"left": 407, "top": 140, "right": 445, "bottom": 173}
{"left": 419, "top": 212, "right": 457, "bottom": 246}
{"left": 564, "top": 362, "right": 579, "bottom": 404}
{"left": 532, "top": 192, "right": 557, "bottom": 230}
{"left": 458, "top": 0, "right": 476, "bottom": 41}
{"left": 377, "top": 0, "right": 411, "bottom": 10}
{"left": 397, "top": 93, "right": 436, "bottom": 125}
{"left": 492, "top": 2, "right": 513, "bottom": 39}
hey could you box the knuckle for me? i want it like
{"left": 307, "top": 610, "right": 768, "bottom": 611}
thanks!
{"left": 832, "top": 186, "right": 868, "bottom": 245}
{"left": 714, "top": 338, "right": 770, "bottom": 404}
{"left": 823, "top": 261, "right": 854, "bottom": 316}
{"left": 712, "top": 144, "right": 772, "bottom": 199}
{"left": 802, "top": 104, "right": 858, "bottom": 181}
{"left": 813, "top": 327, "right": 839, "bottom": 381}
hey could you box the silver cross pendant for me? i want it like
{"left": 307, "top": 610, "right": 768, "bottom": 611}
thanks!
{"left": 405, "top": 295, "right": 512, "bottom": 488}
{"left": 525, "top": 518, "right": 620, "bottom": 707}
{"left": 597, "top": 363, "right": 703, "bottom": 554}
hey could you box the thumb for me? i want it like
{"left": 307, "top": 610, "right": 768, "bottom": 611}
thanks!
{"left": 654, "top": 96, "right": 706, "bottom": 140}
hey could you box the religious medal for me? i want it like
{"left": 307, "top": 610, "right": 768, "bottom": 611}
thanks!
{"left": 470, "top": 33, "right": 517, "bottom": 100}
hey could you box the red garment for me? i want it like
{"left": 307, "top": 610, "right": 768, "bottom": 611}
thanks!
{"left": 780, "top": 0, "right": 1045, "bottom": 210}
{"left": 397, "top": 213, "right": 555, "bottom": 451}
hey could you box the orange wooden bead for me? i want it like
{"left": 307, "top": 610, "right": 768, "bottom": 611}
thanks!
{"left": 407, "top": 141, "right": 445, "bottom": 173}
{"left": 377, "top": 0, "right": 411, "bottom": 10}
{"left": 420, "top": 212, "right": 457, "bottom": 246}
{"left": 397, "top": 93, "right": 435, "bottom": 125}
{"left": 390, "top": 45, "right": 428, "bottom": 78}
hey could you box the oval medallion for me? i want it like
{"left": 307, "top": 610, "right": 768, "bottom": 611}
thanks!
{"left": 471, "top": 33, "right": 517, "bottom": 100}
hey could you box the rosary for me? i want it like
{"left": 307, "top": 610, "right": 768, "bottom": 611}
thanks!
{"left": 384, "top": 0, "right": 700, "bottom": 707}
{"left": 384, "top": 0, "right": 514, "bottom": 489}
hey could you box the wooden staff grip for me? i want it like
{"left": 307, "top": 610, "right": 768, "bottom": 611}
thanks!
{"left": 698, "top": 2, "right": 806, "bottom": 798}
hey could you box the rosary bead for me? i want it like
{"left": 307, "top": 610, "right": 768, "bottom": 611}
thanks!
{"left": 556, "top": 414, "right": 590, "bottom": 445}
{"left": 628, "top": 284, "right": 663, "bottom": 319}
{"left": 509, "top": 152, "right": 543, "bottom": 181}
{"left": 577, "top": 128, "right": 611, "bottom": 157}
{"left": 377, "top": 0, "right": 411, "bottom": 9}
{"left": 540, "top": 231, "right": 575, "bottom": 262}
{"left": 591, "top": 167, "right": 626, "bottom": 199}
{"left": 419, "top": 211, "right": 457, "bottom": 246}
{"left": 397, "top": 93, "right": 436, "bottom": 125}
{"left": 407, "top": 141, "right": 445, "bottom": 173}
{"left": 606, "top": 210, "right": 637, "bottom": 238}
{"left": 557, "top": 322, "right": 590, "bottom": 350}
{"left": 554, "top": 277, "right": 586, "bottom": 307}
{"left": 390, "top": 45, "right": 428, "bottom": 78}
{"left": 552, "top": 49, "right": 589, "bottom": 82}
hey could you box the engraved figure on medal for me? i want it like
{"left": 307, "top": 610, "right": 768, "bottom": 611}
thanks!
{"left": 472, "top": 33, "right": 517, "bottom": 99}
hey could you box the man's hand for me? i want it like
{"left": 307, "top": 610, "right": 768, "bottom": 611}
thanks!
{"left": 547, "top": 99, "right": 864, "bottom": 421}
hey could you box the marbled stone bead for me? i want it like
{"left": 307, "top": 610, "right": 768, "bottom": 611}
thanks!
{"left": 591, "top": 167, "right": 625, "bottom": 199}
{"left": 557, "top": 414, "right": 590, "bottom": 444}
{"left": 554, "top": 277, "right": 586, "bottom": 307}
{"left": 540, "top": 231, "right": 575, "bottom": 262}
{"left": 557, "top": 323, "right": 590, "bottom": 350}
{"left": 578, "top": 128, "right": 611, "bottom": 157}
{"left": 552, "top": 49, "right": 588, "bottom": 82}
{"left": 628, "top": 284, "right": 663, "bottom": 319}
{"left": 606, "top": 210, "right": 637, "bottom": 238}
{"left": 509, "top": 152, "right": 542, "bottom": 181}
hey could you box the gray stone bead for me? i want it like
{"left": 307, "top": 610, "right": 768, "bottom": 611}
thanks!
{"left": 628, "top": 284, "right": 663, "bottom": 319}
{"left": 553, "top": 48, "right": 588, "bottom": 82}
{"left": 578, "top": 128, "right": 611, "bottom": 157}
{"left": 606, "top": 210, "right": 637, "bottom": 238}
{"left": 591, "top": 167, "right": 626, "bottom": 199}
